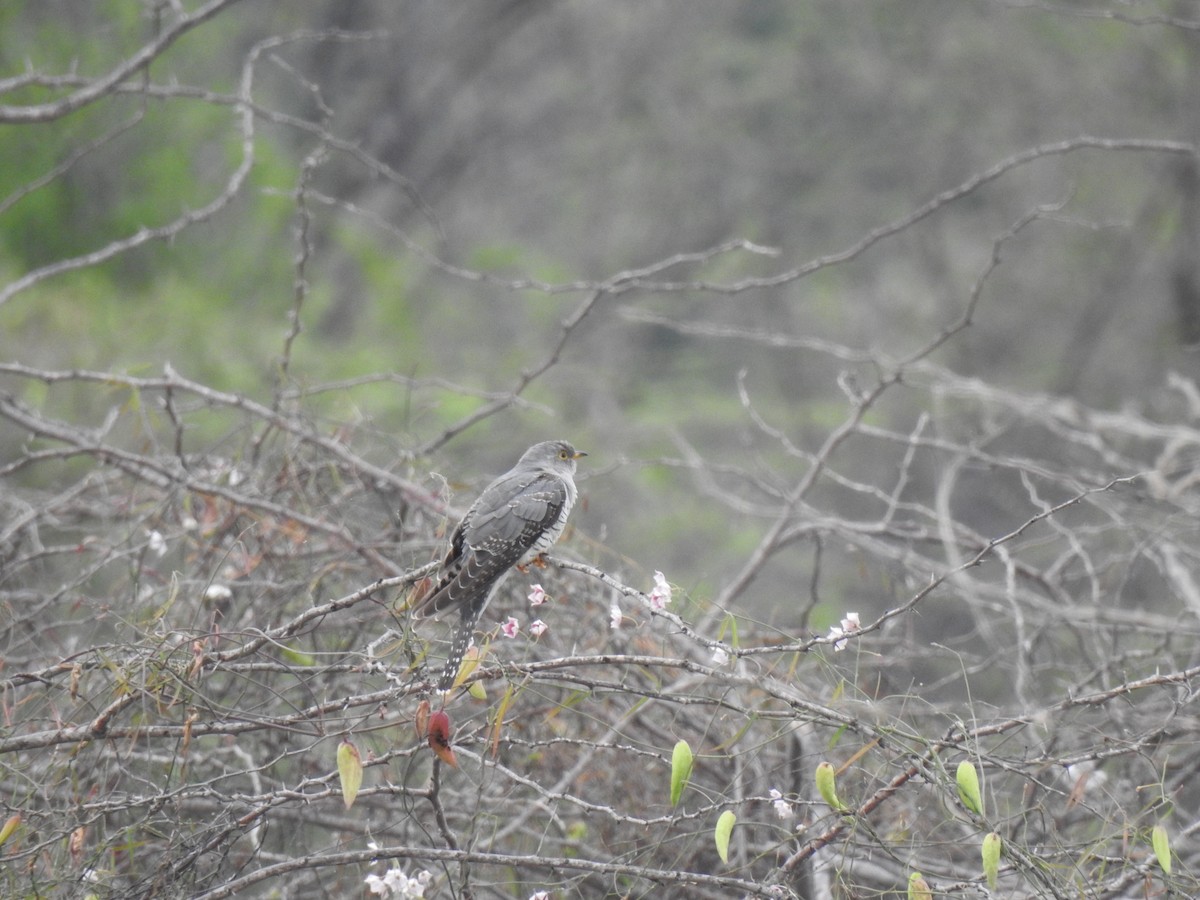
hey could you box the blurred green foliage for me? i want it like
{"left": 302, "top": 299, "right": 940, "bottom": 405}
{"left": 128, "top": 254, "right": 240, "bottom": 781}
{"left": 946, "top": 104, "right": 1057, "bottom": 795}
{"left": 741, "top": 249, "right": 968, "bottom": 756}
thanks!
{"left": 3, "top": 0, "right": 1200, "bottom": 614}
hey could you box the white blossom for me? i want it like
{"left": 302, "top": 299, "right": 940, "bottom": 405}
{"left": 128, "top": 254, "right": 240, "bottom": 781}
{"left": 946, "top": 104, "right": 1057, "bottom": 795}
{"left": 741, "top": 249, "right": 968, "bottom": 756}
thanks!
{"left": 648, "top": 570, "right": 672, "bottom": 610}
{"left": 203, "top": 584, "right": 233, "bottom": 603}
{"left": 769, "top": 788, "right": 793, "bottom": 819}
{"left": 827, "top": 611, "right": 861, "bottom": 651}
{"left": 147, "top": 530, "right": 167, "bottom": 557}
{"left": 365, "top": 868, "right": 433, "bottom": 899}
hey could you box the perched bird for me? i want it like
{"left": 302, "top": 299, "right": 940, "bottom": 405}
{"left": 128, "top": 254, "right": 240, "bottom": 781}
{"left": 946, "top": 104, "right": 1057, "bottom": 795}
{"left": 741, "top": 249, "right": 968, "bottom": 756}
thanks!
{"left": 413, "top": 440, "right": 586, "bottom": 690}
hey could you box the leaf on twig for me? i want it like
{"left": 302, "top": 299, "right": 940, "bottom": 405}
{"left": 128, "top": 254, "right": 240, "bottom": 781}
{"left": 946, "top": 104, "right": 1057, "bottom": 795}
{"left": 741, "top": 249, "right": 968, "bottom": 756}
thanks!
{"left": 956, "top": 760, "right": 983, "bottom": 816}
{"left": 907, "top": 872, "right": 931, "bottom": 900}
{"left": 337, "top": 739, "right": 363, "bottom": 809}
{"left": 982, "top": 831, "right": 1002, "bottom": 889}
{"left": 1152, "top": 823, "right": 1172, "bottom": 875}
{"left": 816, "top": 761, "right": 848, "bottom": 813}
{"left": 451, "top": 644, "right": 485, "bottom": 691}
{"left": 414, "top": 699, "right": 431, "bottom": 740}
{"left": 714, "top": 810, "right": 736, "bottom": 863}
{"left": 670, "top": 739, "right": 693, "bottom": 806}
{"left": 0, "top": 814, "right": 20, "bottom": 848}
{"left": 490, "top": 683, "right": 518, "bottom": 758}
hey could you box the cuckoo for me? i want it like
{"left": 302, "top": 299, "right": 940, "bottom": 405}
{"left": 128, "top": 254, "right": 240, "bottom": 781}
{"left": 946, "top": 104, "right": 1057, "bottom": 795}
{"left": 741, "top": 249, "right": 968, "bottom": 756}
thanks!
{"left": 414, "top": 440, "right": 586, "bottom": 690}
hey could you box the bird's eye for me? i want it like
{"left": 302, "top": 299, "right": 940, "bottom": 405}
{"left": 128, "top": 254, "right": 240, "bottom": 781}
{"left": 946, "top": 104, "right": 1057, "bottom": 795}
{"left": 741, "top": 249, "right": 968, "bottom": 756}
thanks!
{"left": 559, "top": 449, "right": 569, "bottom": 460}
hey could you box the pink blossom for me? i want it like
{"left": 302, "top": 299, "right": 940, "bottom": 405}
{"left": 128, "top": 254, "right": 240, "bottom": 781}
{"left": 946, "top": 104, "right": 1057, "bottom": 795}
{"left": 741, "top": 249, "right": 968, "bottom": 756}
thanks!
{"left": 528, "top": 584, "right": 548, "bottom": 607}
{"left": 609, "top": 603, "right": 623, "bottom": 630}
{"left": 529, "top": 619, "right": 548, "bottom": 638}
{"left": 648, "top": 570, "right": 672, "bottom": 610}
{"left": 501, "top": 616, "right": 520, "bottom": 639}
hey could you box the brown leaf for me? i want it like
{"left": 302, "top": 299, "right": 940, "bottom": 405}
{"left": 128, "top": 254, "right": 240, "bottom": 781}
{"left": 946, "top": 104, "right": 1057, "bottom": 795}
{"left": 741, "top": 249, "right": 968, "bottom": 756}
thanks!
{"left": 414, "top": 699, "right": 431, "bottom": 740}
{"left": 69, "top": 825, "right": 86, "bottom": 867}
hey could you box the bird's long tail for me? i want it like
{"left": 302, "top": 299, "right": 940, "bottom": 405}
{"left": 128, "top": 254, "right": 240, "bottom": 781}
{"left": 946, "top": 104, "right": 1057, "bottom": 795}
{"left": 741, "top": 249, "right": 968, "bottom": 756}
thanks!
{"left": 437, "top": 604, "right": 487, "bottom": 691}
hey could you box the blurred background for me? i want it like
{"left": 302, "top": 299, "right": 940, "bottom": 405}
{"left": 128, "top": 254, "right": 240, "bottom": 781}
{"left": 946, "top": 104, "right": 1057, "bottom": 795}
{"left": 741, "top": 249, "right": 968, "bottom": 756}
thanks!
{"left": 4, "top": 3, "right": 1200, "bottom": 896}
{"left": 4, "top": 0, "right": 1200, "bottom": 651}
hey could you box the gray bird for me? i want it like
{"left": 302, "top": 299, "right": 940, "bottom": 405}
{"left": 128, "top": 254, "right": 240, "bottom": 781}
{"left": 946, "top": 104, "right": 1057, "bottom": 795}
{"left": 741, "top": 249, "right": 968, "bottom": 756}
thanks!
{"left": 414, "top": 440, "right": 586, "bottom": 690}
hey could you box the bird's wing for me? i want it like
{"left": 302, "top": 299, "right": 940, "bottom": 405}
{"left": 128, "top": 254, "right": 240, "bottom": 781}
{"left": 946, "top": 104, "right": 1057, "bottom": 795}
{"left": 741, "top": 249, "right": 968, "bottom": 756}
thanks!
{"left": 414, "top": 470, "right": 569, "bottom": 618}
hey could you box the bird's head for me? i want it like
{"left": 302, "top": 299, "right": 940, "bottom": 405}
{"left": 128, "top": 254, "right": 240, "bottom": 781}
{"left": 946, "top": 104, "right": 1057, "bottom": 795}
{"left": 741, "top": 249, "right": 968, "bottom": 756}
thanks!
{"left": 522, "top": 440, "right": 587, "bottom": 472}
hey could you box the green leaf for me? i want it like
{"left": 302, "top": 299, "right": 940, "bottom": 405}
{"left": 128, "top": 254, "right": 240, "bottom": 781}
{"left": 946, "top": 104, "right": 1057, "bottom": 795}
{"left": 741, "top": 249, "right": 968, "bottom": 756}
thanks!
{"left": 489, "top": 682, "right": 518, "bottom": 757}
{"left": 815, "top": 761, "right": 848, "bottom": 812}
{"left": 669, "top": 739, "right": 694, "bottom": 806}
{"left": 1152, "top": 823, "right": 1172, "bottom": 875}
{"left": 982, "top": 831, "right": 1002, "bottom": 889}
{"left": 451, "top": 644, "right": 484, "bottom": 690}
{"left": 466, "top": 679, "right": 487, "bottom": 701}
{"left": 956, "top": 760, "right": 983, "bottom": 816}
{"left": 907, "top": 872, "right": 931, "bottom": 900}
{"left": 718, "top": 613, "right": 740, "bottom": 648}
{"left": 337, "top": 739, "right": 363, "bottom": 809}
{"left": 281, "top": 646, "right": 317, "bottom": 667}
{"left": 0, "top": 814, "right": 20, "bottom": 848}
{"left": 714, "top": 810, "right": 736, "bottom": 863}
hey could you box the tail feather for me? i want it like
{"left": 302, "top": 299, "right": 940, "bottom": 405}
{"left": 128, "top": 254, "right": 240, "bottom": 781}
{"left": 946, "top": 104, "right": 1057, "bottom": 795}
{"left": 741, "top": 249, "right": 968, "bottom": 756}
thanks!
{"left": 437, "top": 603, "right": 487, "bottom": 691}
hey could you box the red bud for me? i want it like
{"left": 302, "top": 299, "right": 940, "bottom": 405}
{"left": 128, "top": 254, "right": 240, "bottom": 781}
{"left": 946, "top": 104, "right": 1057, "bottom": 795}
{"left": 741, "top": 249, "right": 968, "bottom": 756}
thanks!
{"left": 428, "top": 710, "right": 458, "bottom": 768}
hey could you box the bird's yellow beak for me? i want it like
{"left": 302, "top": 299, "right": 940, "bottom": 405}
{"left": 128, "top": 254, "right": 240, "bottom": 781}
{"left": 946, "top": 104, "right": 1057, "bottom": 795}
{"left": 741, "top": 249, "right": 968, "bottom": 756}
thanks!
{"left": 572, "top": 450, "right": 588, "bottom": 459}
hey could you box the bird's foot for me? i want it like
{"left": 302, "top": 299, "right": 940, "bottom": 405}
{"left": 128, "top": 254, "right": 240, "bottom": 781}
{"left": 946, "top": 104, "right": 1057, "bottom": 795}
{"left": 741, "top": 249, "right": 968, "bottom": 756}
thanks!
{"left": 516, "top": 553, "right": 550, "bottom": 574}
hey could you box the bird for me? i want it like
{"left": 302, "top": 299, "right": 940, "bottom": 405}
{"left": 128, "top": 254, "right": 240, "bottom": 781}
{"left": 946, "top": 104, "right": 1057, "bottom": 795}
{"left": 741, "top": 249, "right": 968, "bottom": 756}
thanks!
{"left": 412, "top": 440, "right": 586, "bottom": 690}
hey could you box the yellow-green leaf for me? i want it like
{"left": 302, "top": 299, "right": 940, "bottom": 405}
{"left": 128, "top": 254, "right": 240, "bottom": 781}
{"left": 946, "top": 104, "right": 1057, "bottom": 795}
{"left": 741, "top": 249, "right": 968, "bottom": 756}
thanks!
{"left": 451, "top": 645, "right": 485, "bottom": 690}
{"left": 718, "top": 613, "right": 740, "bottom": 648}
{"left": 489, "top": 682, "right": 519, "bottom": 757}
{"left": 816, "top": 761, "right": 848, "bottom": 812}
{"left": 907, "top": 871, "right": 932, "bottom": 900}
{"left": 669, "top": 739, "right": 693, "bottom": 806}
{"left": 281, "top": 646, "right": 316, "bottom": 667}
{"left": 337, "top": 739, "right": 363, "bottom": 809}
{"left": 1152, "top": 823, "right": 1172, "bottom": 875}
{"left": 714, "top": 810, "right": 736, "bottom": 863}
{"left": 0, "top": 813, "right": 20, "bottom": 848}
{"left": 982, "top": 831, "right": 1002, "bottom": 889}
{"left": 956, "top": 760, "right": 983, "bottom": 816}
